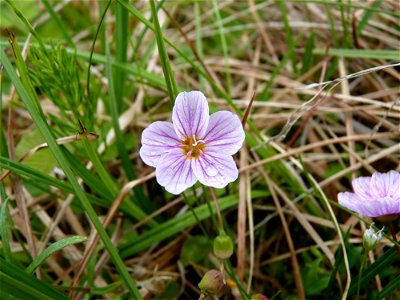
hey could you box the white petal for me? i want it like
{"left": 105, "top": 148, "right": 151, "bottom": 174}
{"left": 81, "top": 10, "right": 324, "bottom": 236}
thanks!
{"left": 172, "top": 91, "right": 209, "bottom": 140}
{"left": 204, "top": 111, "right": 245, "bottom": 156}
{"left": 352, "top": 176, "right": 373, "bottom": 200}
{"left": 192, "top": 153, "right": 238, "bottom": 189}
{"left": 370, "top": 170, "right": 400, "bottom": 199}
{"left": 156, "top": 148, "right": 197, "bottom": 194}
{"left": 140, "top": 121, "right": 180, "bottom": 167}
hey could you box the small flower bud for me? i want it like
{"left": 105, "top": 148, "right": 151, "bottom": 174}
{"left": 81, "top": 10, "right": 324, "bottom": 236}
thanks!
{"left": 213, "top": 234, "right": 234, "bottom": 260}
{"left": 198, "top": 269, "right": 223, "bottom": 295}
{"left": 251, "top": 294, "right": 269, "bottom": 300}
{"left": 363, "top": 223, "right": 383, "bottom": 252}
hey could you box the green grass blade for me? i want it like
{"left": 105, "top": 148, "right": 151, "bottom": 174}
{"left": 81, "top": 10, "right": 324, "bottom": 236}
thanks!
{"left": 312, "top": 48, "right": 400, "bottom": 60}
{"left": 40, "top": 0, "right": 74, "bottom": 47}
{"left": 117, "top": 0, "right": 232, "bottom": 105}
{"left": 149, "top": 0, "right": 177, "bottom": 107}
{"left": 115, "top": 0, "right": 129, "bottom": 110}
{"left": 277, "top": 0, "right": 297, "bottom": 74}
{"left": 26, "top": 236, "right": 87, "bottom": 274}
{"left": 323, "top": 1, "right": 338, "bottom": 47}
{"left": 0, "top": 257, "right": 69, "bottom": 300}
{"left": 104, "top": 35, "right": 151, "bottom": 216}
{"left": 1, "top": 155, "right": 154, "bottom": 223}
{"left": 259, "top": 33, "right": 304, "bottom": 100}
{"left": 0, "top": 198, "right": 12, "bottom": 263}
{"left": 289, "top": 0, "right": 399, "bottom": 17}
{"left": 104, "top": 40, "right": 137, "bottom": 180}
{"left": 357, "top": 0, "right": 384, "bottom": 35}
{"left": 211, "top": 0, "right": 232, "bottom": 94}
{"left": 5, "top": 0, "right": 47, "bottom": 52}
{"left": 0, "top": 156, "right": 116, "bottom": 213}
{"left": 338, "top": 0, "right": 351, "bottom": 47}
{"left": 119, "top": 195, "right": 238, "bottom": 258}
{"left": 86, "top": 0, "right": 112, "bottom": 103}
{"left": 346, "top": 246, "right": 398, "bottom": 298}
{"left": 2, "top": 40, "right": 142, "bottom": 299}
{"left": 194, "top": 1, "right": 206, "bottom": 89}
{"left": 301, "top": 30, "right": 315, "bottom": 75}
{"left": 376, "top": 274, "right": 400, "bottom": 299}
{"left": 80, "top": 136, "right": 119, "bottom": 196}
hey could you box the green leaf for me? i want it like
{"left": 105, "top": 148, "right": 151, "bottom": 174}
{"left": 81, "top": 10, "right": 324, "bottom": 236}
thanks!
{"left": 312, "top": 48, "right": 400, "bottom": 60}
{"left": 26, "top": 236, "right": 87, "bottom": 274}
{"left": 376, "top": 274, "right": 400, "bottom": 299}
{"left": 302, "top": 257, "right": 330, "bottom": 296}
{"left": 180, "top": 235, "right": 210, "bottom": 265}
{"left": 41, "top": 0, "right": 74, "bottom": 47}
{"left": 120, "top": 195, "right": 238, "bottom": 258}
{"left": 0, "top": 156, "right": 109, "bottom": 209}
{"left": 0, "top": 0, "right": 40, "bottom": 30}
{"left": 15, "top": 129, "right": 58, "bottom": 174}
{"left": 149, "top": 0, "right": 177, "bottom": 107}
{"left": 0, "top": 257, "right": 69, "bottom": 300}
{"left": 114, "top": 0, "right": 129, "bottom": 110}
{"left": 345, "top": 246, "right": 399, "bottom": 299}
{"left": 0, "top": 198, "right": 12, "bottom": 263}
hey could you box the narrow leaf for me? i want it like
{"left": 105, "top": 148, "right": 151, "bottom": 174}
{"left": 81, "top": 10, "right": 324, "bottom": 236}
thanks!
{"left": 0, "top": 198, "right": 12, "bottom": 262}
{"left": 26, "top": 236, "right": 87, "bottom": 274}
{"left": 0, "top": 258, "right": 69, "bottom": 300}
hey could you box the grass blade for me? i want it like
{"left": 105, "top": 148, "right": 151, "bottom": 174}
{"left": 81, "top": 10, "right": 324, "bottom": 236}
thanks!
{"left": 115, "top": 0, "right": 129, "bottom": 110}
{"left": 211, "top": 0, "right": 232, "bottom": 94}
{"left": 0, "top": 257, "right": 69, "bottom": 300}
{"left": 0, "top": 198, "right": 12, "bottom": 263}
{"left": 120, "top": 195, "right": 238, "bottom": 257}
{"left": 40, "top": 0, "right": 74, "bottom": 47}
{"left": 312, "top": 48, "right": 400, "bottom": 60}
{"left": 2, "top": 36, "right": 142, "bottom": 299}
{"left": 149, "top": 0, "right": 177, "bottom": 107}
{"left": 26, "top": 236, "right": 87, "bottom": 274}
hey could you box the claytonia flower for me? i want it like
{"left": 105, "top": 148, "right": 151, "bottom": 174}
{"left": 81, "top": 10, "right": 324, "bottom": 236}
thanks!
{"left": 338, "top": 170, "right": 400, "bottom": 218}
{"left": 139, "top": 91, "right": 245, "bottom": 194}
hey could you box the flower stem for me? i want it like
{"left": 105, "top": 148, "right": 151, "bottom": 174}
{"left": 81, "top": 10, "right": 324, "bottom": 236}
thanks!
{"left": 357, "top": 250, "right": 368, "bottom": 300}
{"left": 209, "top": 187, "right": 224, "bottom": 234}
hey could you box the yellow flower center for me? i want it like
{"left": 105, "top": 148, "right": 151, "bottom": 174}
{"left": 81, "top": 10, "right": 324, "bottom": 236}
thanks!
{"left": 181, "top": 135, "right": 205, "bottom": 159}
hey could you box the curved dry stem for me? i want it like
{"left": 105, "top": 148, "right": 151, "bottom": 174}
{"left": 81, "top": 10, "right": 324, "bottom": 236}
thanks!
{"left": 71, "top": 171, "right": 155, "bottom": 291}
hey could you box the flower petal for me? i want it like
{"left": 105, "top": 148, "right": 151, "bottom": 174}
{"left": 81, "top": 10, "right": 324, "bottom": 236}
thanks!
{"left": 192, "top": 153, "right": 238, "bottom": 188}
{"left": 140, "top": 121, "right": 180, "bottom": 167}
{"left": 172, "top": 91, "right": 209, "bottom": 139}
{"left": 204, "top": 111, "right": 245, "bottom": 155}
{"left": 338, "top": 192, "right": 364, "bottom": 214}
{"left": 352, "top": 176, "right": 373, "bottom": 200}
{"left": 370, "top": 170, "right": 400, "bottom": 199}
{"left": 156, "top": 148, "right": 197, "bottom": 194}
{"left": 362, "top": 197, "right": 400, "bottom": 217}
{"left": 338, "top": 191, "right": 400, "bottom": 217}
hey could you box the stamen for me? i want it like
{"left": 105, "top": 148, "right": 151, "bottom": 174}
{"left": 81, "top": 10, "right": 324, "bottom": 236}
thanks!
{"left": 192, "top": 135, "right": 205, "bottom": 147}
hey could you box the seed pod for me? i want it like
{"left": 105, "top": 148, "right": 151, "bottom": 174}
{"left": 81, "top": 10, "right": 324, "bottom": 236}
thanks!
{"left": 213, "top": 234, "right": 234, "bottom": 260}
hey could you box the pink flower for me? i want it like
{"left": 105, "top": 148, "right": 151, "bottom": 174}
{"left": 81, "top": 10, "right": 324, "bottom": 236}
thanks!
{"left": 139, "top": 91, "right": 245, "bottom": 194}
{"left": 338, "top": 170, "right": 400, "bottom": 217}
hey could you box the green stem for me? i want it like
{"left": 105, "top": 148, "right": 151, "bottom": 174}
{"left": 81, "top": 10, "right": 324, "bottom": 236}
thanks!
{"left": 357, "top": 250, "right": 368, "bottom": 300}
{"left": 208, "top": 187, "right": 224, "bottom": 235}
{"left": 211, "top": 0, "right": 232, "bottom": 94}
{"left": 81, "top": 134, "right": 119, "bottom": 196}
{"left": 149, "top": 0, "right": 177, "bottom": 107}
{"left": 202, "top": 186, "right": 218, "bottom": 234}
